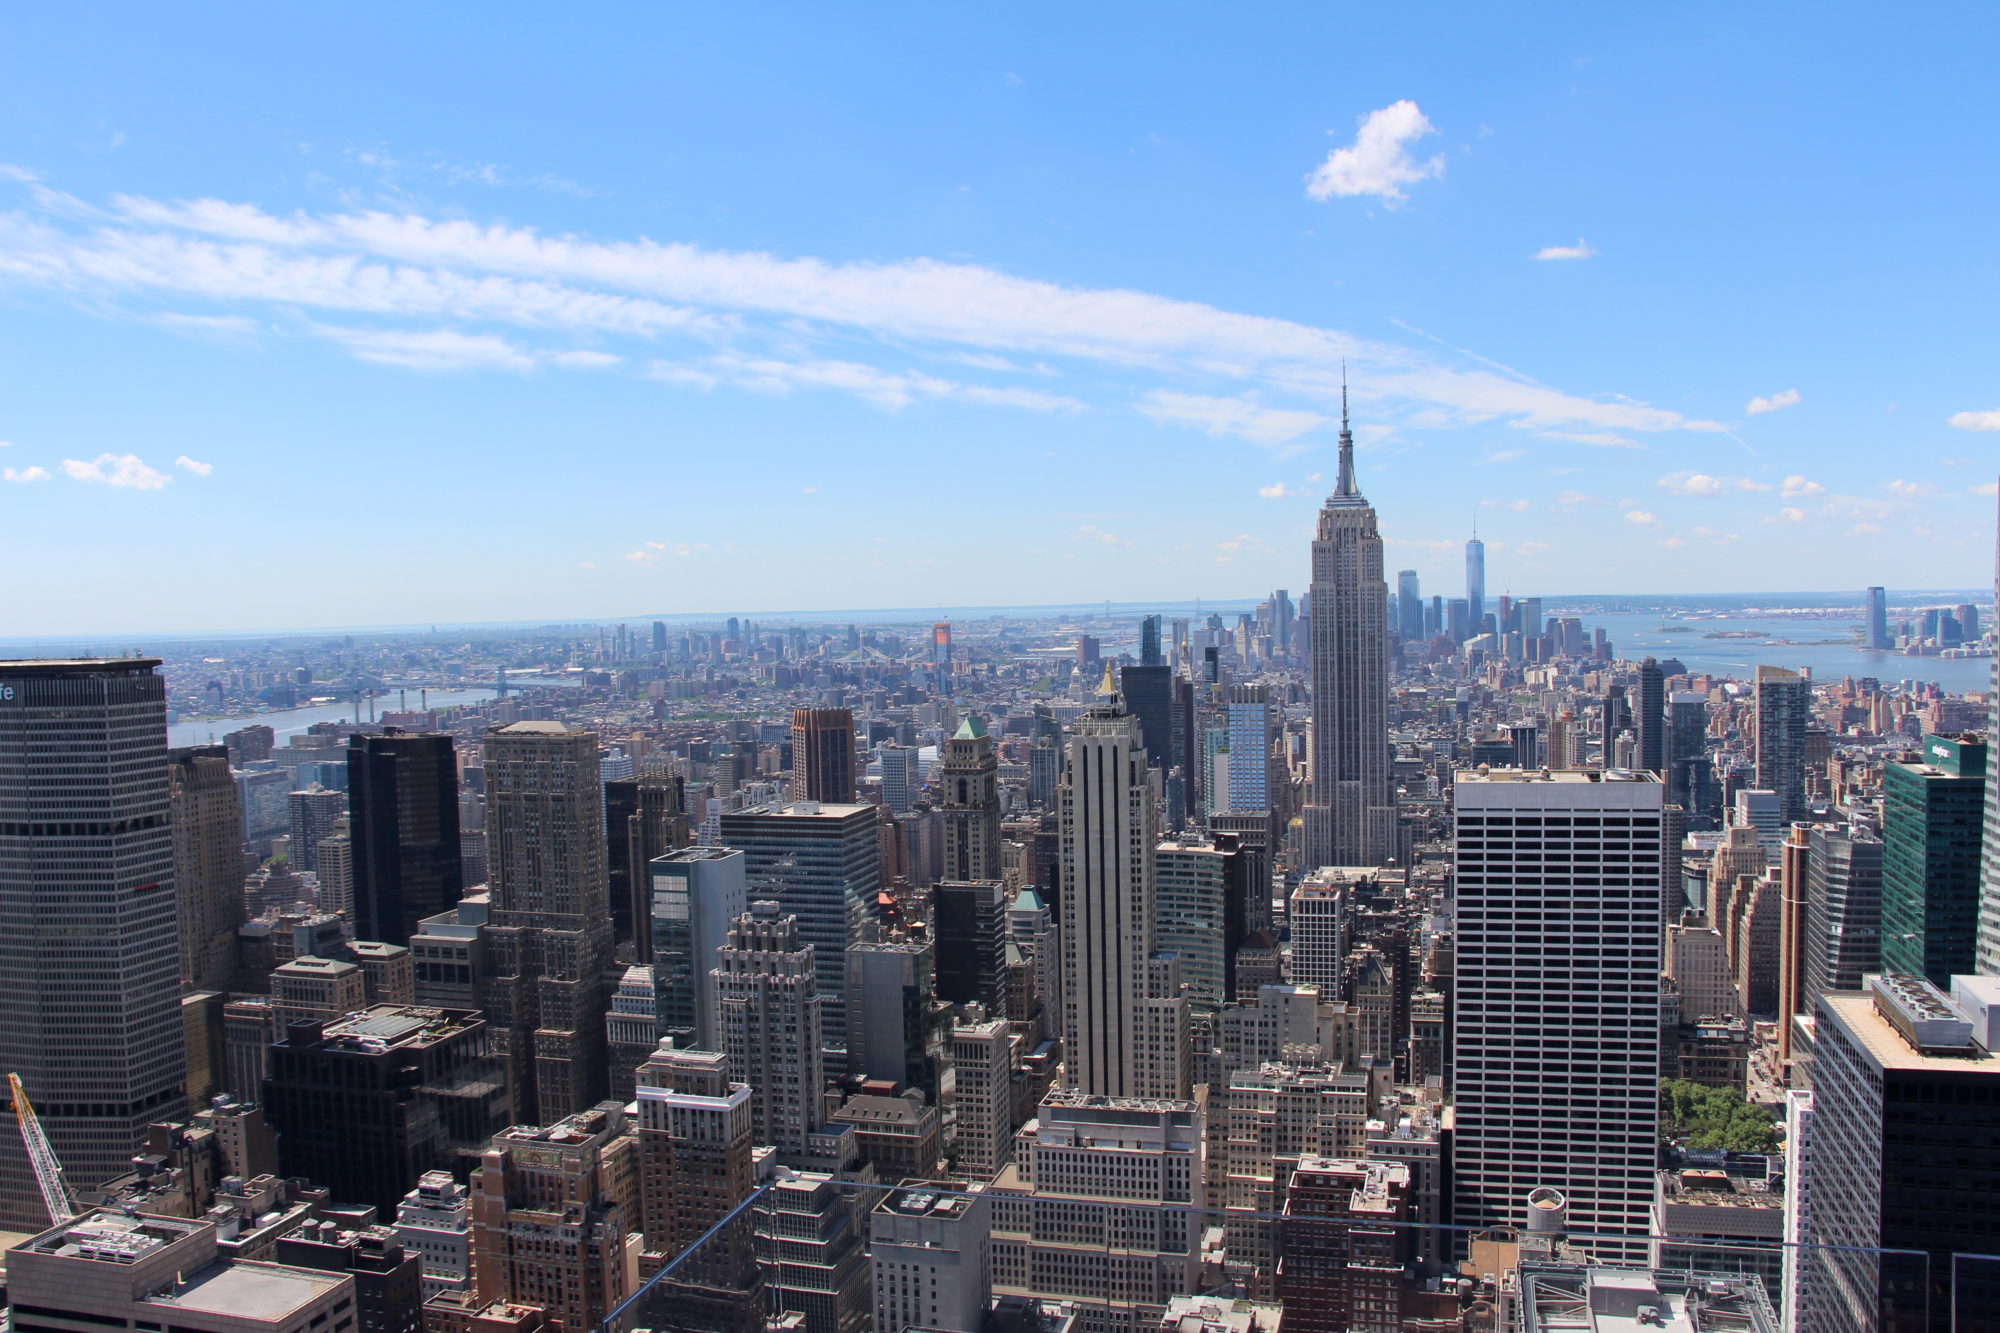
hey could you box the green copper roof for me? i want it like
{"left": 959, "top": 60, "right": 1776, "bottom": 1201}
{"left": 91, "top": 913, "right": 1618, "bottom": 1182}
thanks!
{"left": 953, "top": 714, "right": 987, "bottom": 739}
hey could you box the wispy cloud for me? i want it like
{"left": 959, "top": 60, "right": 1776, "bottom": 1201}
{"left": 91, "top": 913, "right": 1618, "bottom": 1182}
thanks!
{"left": 1137, "top": 391, "right": 1327, "bottom": 450}
{"left": 1534, "top": 239, "right": 1597, "bottom": 261}
{"left": 1746, "top": 388, "right": 1801, "bottom": 415}
{"left": 1623, "top": 508, "right": 1659, "bottom": 526}
{"left": 1073, "top": 524, "right": 1128, "bottom": 547}
{"left": 173, "top": 454, "right": 212, "bottom": 475}
{"left": 3, "top": 465, "right": 50, "bottom": 483}
{"left": 1256, "top": 482, "right": 1293, "bottom": 499}
{"left": 61, "top": 452, "right": 170, "bottom": 489}
{"left": 0, "top": 173, "right": 1731, "bottom": 445}
{"left": 1948, "top": 409, "right": 2000, "bottom": 432}
{"left": 1887, "top": 478, "right": 1935, "bottom": 499}
{"left": 1781, "top": 474, "right": 1825, "bottom": 498}
{"left": 1480, "top": 498, "right": 1531, "bottom": 511}
{"left": 1306, "top": 101, "right": 1443, "bottom": 203}
{"left": 1214, "top": 533, "right": 1273, "bottom": 562}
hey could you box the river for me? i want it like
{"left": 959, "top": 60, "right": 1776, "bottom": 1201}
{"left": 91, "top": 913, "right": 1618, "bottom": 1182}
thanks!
{"left": 1584, "top": 612, "right": 1992, "bottom": 692}
{"left": 166, "top": 678, "right": 576, "bottom": 748}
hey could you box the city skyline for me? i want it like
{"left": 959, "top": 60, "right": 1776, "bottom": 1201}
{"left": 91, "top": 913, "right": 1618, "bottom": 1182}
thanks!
{"left": 3, "top": 6, "right": 2000, "bottom": 633}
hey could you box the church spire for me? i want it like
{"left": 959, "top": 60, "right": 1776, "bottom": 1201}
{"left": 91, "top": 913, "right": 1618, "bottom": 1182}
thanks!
{"left": 1335, "top": 364, "right": 1358, "bottom": 497}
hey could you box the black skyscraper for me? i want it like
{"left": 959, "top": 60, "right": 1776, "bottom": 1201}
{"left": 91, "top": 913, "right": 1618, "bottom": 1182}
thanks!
{"left": 1120, "top": 663, "right": 1173, "bottom": 771}
{"left": 1140, "top": 614, "right": 1163, "bottom": 667}
{"left": 1635, "top": 657, "right": 1666, "bottom": 774}
{"left": 348, "top": 730, "right": 463, "bottom": 944}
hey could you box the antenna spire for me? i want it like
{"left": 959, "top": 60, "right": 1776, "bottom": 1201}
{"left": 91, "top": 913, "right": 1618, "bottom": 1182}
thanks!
{"left": 1335, "top": 364, "right": 1357, "bottom": 497}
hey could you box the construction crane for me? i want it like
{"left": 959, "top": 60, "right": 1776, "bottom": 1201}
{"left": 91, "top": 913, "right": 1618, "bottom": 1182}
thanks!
{"left": 9, "top": 1073, "right": 76, "bottom": 1226}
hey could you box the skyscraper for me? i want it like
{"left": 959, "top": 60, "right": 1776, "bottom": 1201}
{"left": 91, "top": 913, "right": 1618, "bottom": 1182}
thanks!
{"left": 1221, "top": 682, "right": 1274, "bottom": 815}
{"left": 649, "top": 847, "right": 748, "bottom": 1051}
{"left": 1059, "top": 670, "right": 1189, "bottom": 1100}
{"left": 1452, "top": 768, "right": 1664, "bottom": 1256}
{"left": 720, "top": 802, "right": 881, "bottom": 1052}
{"left": 1865, "top": 585, "right": 1891, "bottom": 650}
{"left": 1754, "top": 665, "right": 1812, "bottom": 825}
{"left": 348, "top": 730, "right": 463, "bottom": 946}
{"left": 1395, "top": 569, "right": 1423, "bottom": 642}
{"left": 606, "top": 773, "right": 689, "bottom": 959}
{"left": 286, "top": 784, "right": 345, "bottom": 874}
{"left": 1881, "top": 733, "right": 1986, "bottom": 985}
{"left": 791, "top": 708, "right": 857, "bottom": 803}
{"left": 1302, "top": 392, "right": 1395, "bottom": 870}
{"left": 1634, "top": 657, "right": 1666, "bottom": 774}
{"left": 939, "top": 716, "right": 1001, "bottom": 881}
{"left": 1465, "top": 530, "right": 1486, "bottom": 629}
{"left": 1798, "top": 977, "right": 2000, "bottom": 1331}
{"left": 1118, "top": 663, "right": 1174, "bottom": 773}
{"left": 0, "top": 659, "right": 187, "bottom": 1229}
{"left": 714, "top": 902, "right": 824, "bottom": 1157}
{"left": 933, "top": 878, "right": 1007, "bottom": 1014}
{"left": 482, "top": 721, "right": 615, "bottom": 1124}
{"left": 169, "top": 744, "right": 247, "bottom": 994}
{"left": 1140, "top": 613, "right": 1163, "bottom": 667}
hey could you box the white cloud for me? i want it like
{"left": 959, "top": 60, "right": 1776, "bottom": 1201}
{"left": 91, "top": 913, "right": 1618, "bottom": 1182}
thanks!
{"left": 151, "top": 312, "right": 261, "bottom": 338}
{"left": 1971, "top": 482, "right": 1999, "bottom": 497}
{"left": 1074, "top": 525, "right": 1128, "bottom": 547}
{"left": 1534, "top": 239, "right": 1598, "bottom": 261}
{"left": 3, "top": 465, "right": 50, "bottom": 483}
{"left": 1768, "top": 507, "right": 1807, "bottom": 524}
{"left": 1480, "top": 498, "right": 1531, "bottom": 511}
{"left": 320, "top": 326, "right": 537, "bottom": 372}
{"left": 61, "top": 452, "right": 170, "bottom": 489}
{"left": 552, "top": 349, "right": 620, "bottom": 369}
{"left": 1736, "top": 477, "right": 1772, "bottom": 492}
{"left": 1656, "top": 535, "right": 1687, "bottom": 548}
{"left": 1623, "top": 509, "right": 1659, "bottom": 526}
{"left": 801, "top": 486, "right": 819, "bottom": 494}
{"left": 1137, "top": 391, "right": 1327, "bottom": 450}
{"left": 1256, "top": 482, "right": 1293, "bottom": 499}
{"left": 1530, "top": 428, "right": 1642, "bottom": 449}
{"left": 0, "top": 177, "right": 1734, "bottom": 441}
{"left": 1553, "top": 489, "right": 1604, "bottom": 511}
{"left": 1481, "top": 448, "right": 1528, "bottom": 464}
{"left": 1887, "top": 478, "right": 1935, "bottom": 499}
{"left": 1849, "top": 521, "right": 1885, "bottom": 536}
{"left": 1305, "top": 101, "right": 1444, "bottom": 203}
{"left": 1657, "top": 471, "right": 1725, "bottom": 497}
{"left": 1947, "top": 410, "right": 2000, "bottom": 431}
{"left": 1515, "top": 540, "right": 1551, "bottom": 556}
{"left": 174, "top": 455, "right": 212, "bottom": 475}
{"left": 1214, "top": 533, "right": 1273, "bottom": 562}
{"left": 1746, "top": 388, "right": 1801, "bottom": 415}
{"left": 1780, "top": 474, "right": 1825, "bottom": 498}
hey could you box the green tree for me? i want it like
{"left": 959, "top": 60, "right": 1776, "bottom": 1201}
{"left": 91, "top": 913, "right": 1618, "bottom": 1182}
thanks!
{"left": 1659, "top": 1078, "right": 1781, "bottom": 1153}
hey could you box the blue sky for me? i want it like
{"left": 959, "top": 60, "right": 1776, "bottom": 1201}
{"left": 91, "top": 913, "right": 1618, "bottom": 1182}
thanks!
{"left": 2, "top": 4, "right": 1996, "bottom": 634}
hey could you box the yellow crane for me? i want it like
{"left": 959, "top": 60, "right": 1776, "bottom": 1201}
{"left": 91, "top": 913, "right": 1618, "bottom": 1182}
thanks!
{"left": 9, "top": 1073, "right": 76, "bottom": 1226}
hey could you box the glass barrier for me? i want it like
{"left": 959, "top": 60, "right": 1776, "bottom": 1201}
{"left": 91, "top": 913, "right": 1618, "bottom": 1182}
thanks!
{"left": 590, "top": 1176, "right": 1968, "bottom": 1333}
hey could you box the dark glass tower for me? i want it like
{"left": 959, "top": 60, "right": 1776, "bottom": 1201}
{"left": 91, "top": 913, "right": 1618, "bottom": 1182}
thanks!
{"left": 1634, "top": 657, "right": 1666, "bottom": 774}
{"left": 1881, "top": 733, "right": 1985, "bottom": 985}
{"left": 348, "top": 730, "right": 463, "bottom": 945}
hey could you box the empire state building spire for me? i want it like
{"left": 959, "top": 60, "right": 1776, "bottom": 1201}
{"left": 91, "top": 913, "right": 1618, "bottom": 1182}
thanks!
{"left": 1302, "top": 381, "right": 1396, "bottom": 870}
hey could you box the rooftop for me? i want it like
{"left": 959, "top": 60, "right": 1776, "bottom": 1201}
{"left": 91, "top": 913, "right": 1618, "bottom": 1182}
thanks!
{"left": 877, "top": 1183, "right": 981, "bottom": 1219}
{"left": 1516, "top": 1264, "right": 1776, "bottom": 1332}
{"left": 148, "top": 1260, "right": 348, "bottom": 1320}
{"left": 1824, "top": 990, "right": 2000, "bottom": 1073}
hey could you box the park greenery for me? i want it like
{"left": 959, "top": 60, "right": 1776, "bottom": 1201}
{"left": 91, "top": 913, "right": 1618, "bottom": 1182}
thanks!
{"left": 1660, "top": 1078, "right": 1783, "bottom": 1153}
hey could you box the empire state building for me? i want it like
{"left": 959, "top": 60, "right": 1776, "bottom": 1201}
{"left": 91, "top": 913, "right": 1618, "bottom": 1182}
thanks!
{"left": 1302, "top": 391, "right": 1396, "bottom": 869}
